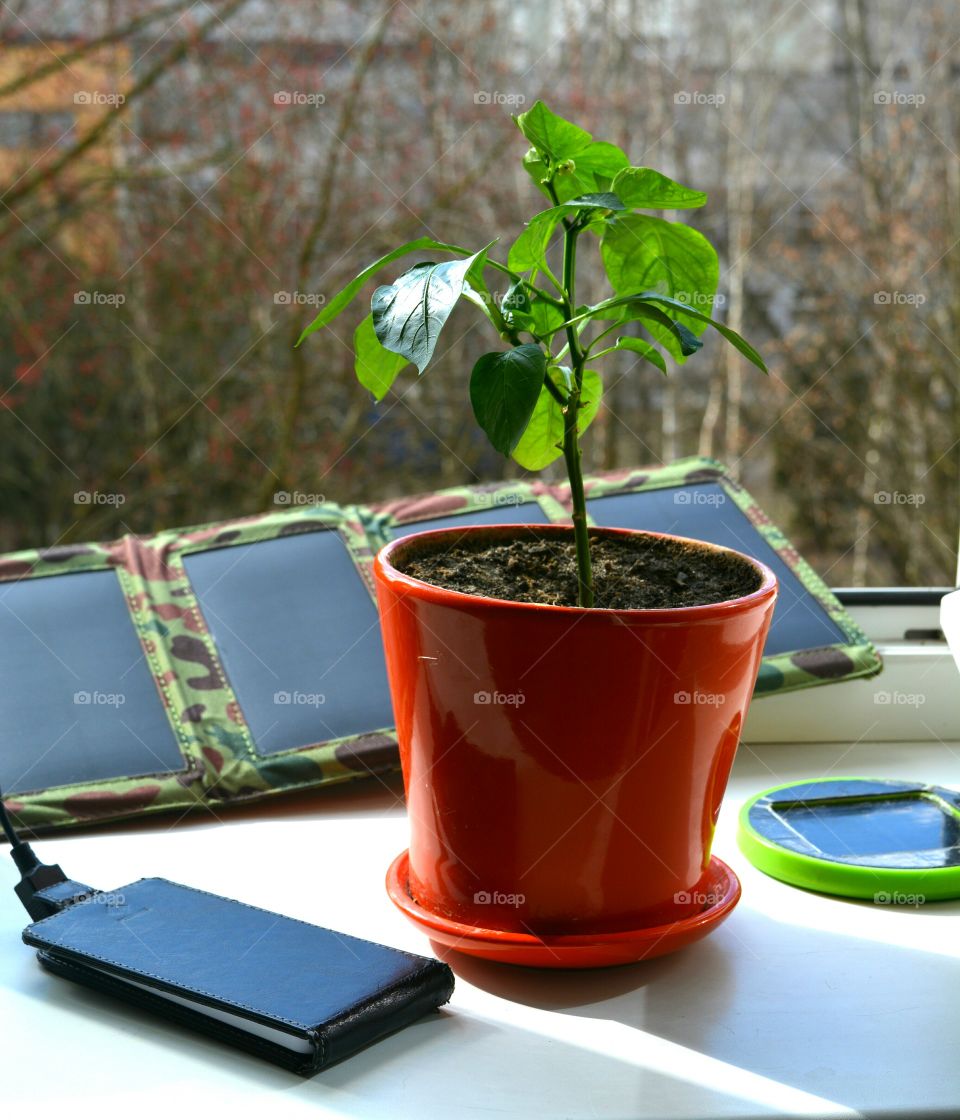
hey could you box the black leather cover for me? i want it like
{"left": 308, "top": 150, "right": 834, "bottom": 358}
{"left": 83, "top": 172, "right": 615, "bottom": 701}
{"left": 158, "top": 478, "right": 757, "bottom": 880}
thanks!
{"left": 22, "top": 877, "right": 455, "bottom": 1074}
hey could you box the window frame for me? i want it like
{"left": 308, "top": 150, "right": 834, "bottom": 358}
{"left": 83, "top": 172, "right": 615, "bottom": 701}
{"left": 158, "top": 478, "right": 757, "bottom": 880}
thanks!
{"left": 743, "top": 587, "right": 959, "bottom": 744}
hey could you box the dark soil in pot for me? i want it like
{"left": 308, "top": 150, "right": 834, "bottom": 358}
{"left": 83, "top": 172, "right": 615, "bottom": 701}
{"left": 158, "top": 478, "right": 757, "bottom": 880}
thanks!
{"left": 401, "top": 530, "right": 762, "bottom": 610}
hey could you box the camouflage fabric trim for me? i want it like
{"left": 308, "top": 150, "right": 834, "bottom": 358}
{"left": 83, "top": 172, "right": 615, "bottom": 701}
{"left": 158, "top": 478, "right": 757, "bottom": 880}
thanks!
{"left": 0, "top": 461, "right": 880, "bottom": 833}
{"left": 370, "top": 478, "right": 538, "bottom": 522}
{"left": 1, "top": 754, "right": 401, "bottom": 835}
{"left": 368, "top": 479, "right": 564, "bottom": 527}
{"left": 170, "top": 502, "right": 379, "bottom": 598}
{"left": 160, "top": 504, "right": 399, "bottom": 807}
{"left": 0, "top": 540, "right": 125, "bottom": 582}
{"left": 361, "top": 479, "right": 571, "bottom": 555}
{"left": 555, "top": 455, "right": 882, "bottom": 695}
{"left": 0, "top": 505, "right": 399, "bottom": 833}
{"left": 579, "top": 457, "right": 716, "bottom": 501}
{"left": 530, "top": 481, "right": 572, "bottom": 523}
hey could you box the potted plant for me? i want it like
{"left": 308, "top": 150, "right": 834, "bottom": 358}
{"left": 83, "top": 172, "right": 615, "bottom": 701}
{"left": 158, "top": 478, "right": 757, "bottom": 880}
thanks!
{"left": 299, "top": 101, "right": 777, "bottom": 967}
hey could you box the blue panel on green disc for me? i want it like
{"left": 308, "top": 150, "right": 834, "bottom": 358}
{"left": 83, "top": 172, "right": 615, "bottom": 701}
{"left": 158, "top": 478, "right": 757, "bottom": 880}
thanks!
{"left": 774, "top": 798, "right": 958, "bottom": 862}
{"left": 738, "top": 778, "right": 960, "bottom": 900}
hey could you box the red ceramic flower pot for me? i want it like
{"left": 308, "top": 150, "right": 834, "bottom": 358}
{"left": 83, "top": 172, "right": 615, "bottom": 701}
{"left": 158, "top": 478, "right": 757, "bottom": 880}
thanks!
{"left": 375, "top": 524, "right": 777, "bottom": 937}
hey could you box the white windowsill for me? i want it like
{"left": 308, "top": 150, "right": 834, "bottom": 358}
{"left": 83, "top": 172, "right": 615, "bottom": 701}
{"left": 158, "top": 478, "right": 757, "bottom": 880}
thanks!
{"left": 744, "top": 592, "right": 959, "bottom": 744}
{"left": 4, "top": 738, "right": 957, "bottom": 1119}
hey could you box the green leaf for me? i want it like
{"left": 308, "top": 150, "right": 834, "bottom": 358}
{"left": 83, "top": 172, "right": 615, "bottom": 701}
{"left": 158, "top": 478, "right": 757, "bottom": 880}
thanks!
{"left": 565, "top": 192, "right": 625, "bottom": 211}
{"left": 601, "top": 214, "right": 718, "bottom": 301}
{"left": 501, "top": 279, "right": 530, "bottom": 316}
{"left": 513, "top": 100, "right": 592, "bottom": 161}
{"left": 512, "top": 368, "right": 603, "bottom": 470}
{"left": 296, "top": 236, "right": 469, "bottom": 347}
{"left": 553, "top": 364, "right": 574, "bottom": 392}
{"left": 573, "top": 142, "right": 631, "bottom": 180}
{"left": 371, "top": 249, "right": 486, "bottom": 373}
{"left": 469, "top": 345, "right": 547, "bottom": 456}
{"left": 499, "top": 279, "right": 565, "bottom": 339}
{"left": 463, "top": 259, "right": 509, "bottom": 335}
{"left": 354, "top": 314, "right": 408, "bottom": 400}
{"left": 581, "top": 297, "right": 701, "bottom": 356}
{"left": 507, "top": 194, "right": 624, "bottom": 273}
{"left": 506, "top": 283, "right": 566, "bottom": 339}
{"left": 522, "top": 140, "right": 629, "bottom": 203}
{"left": 626, "top": 303, "right": 703, "bottom": 356}
{"left": 508, "top": 210, "right": 563, "bottom": 272}
{"left": 600, "top": 214, "right": 718, "bottom": 360}
{"left": 611, "top": 167, "right": 707, "bottom": 210}
{"left": 613, "top": 335, "right": 668, "bottom": 374}
{"left": 630, "top": 293, "right": 767, "bottom": 372}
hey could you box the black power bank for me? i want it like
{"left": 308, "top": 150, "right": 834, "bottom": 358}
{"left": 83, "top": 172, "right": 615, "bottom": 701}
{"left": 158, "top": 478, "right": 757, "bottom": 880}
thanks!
{"left": 21, "top": 877, "right": 455, "bottom": 1074}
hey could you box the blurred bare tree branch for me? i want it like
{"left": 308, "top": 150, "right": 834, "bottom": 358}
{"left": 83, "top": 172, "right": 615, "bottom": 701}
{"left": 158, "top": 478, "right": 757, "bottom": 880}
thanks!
{"left": 0, "top": 0, "right": 956, "bottom": 585}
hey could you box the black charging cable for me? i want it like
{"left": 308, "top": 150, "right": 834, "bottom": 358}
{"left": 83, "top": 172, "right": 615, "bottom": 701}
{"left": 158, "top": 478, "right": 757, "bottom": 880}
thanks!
{"left": 1, "top": 786, "right": 93, "bottom": 920}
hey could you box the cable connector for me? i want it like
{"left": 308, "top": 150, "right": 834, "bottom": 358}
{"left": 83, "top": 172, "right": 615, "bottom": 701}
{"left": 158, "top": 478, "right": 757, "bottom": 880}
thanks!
{"left": 2, "top": 790, "right": 93, "bottom": 920}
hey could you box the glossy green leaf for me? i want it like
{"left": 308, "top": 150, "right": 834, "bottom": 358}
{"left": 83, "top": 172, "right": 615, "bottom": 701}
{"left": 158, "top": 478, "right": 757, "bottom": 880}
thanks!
{"left": 600, "top": 214, "right": 718, "bottom": 360}
{"left": 581, "top": 297, "right": 702, "bottom": 356}
{"left": 296, "top": 236, "right": 469, "bottom": 347}
{"left": 625, "top": 303, "right": 703, "bottom": 356}
{"left": 511, "top": 367, "right": 602, "bottom": 471}
{"left": 612, "top": 335, "right": 668, "bottom": 374}
{"left": 531, "top": 293, "right": 699, "bottom": 354}
{"left": 522, "top": 140, "right": 630, "bottom": 204}
{"left": 470, "top": 344, "right": 547, "bottom": 455}
{"left": 371, "top": 249, "right": 486, "bottom": 373}
{"left": 630, "top": 293, "right": 767, "bottom": 371}
{"left": 500, "top": 279, "right": 530, "bottom": 316}
{"left": 508, "top": 194, "right": 624, "bottom": 273}
{"left": 601, "top": 214, "right": 718, "bottom": 302}
{"left": 573, "top": 142, "right": 631, "bottom": 180}
{"left": 354, "top": 314, "right": 408, "bottom": 400}
{"left": 508, "top": 210, "right": 563, "bottom": 272}
{"left": 463, "top": 259, "right": 509, "bottom": 335}
{"left": 513, "top": 100, "right": 592, "bottom": 161}
{"left": 511, "top": 292, "right": 566, "bottom": 339}
{"left": 499, "top": 280, "right": 565, "bottom": 339}
{"left": 566, "top": 192, "right": 625, "bottom": 211}
{"left": 611, "top": 167, "right": 707, "bottom": 210}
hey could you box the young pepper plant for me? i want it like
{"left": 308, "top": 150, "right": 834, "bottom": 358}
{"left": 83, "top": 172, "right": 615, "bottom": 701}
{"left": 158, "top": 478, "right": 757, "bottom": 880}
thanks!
{"left": 297, "top": 100, "right": 766, "bottom": 607}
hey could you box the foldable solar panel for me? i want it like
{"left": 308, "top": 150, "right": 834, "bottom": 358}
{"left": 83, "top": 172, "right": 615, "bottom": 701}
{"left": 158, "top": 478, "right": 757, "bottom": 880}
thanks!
{"left": 0, "top": 458, "right": 879, "bottom": 832}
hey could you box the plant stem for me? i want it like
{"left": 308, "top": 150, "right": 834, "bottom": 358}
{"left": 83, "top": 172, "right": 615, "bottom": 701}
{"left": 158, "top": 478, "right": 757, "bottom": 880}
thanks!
{"left": 583, "top": 320, "right": 622, "bottom": 356}
{"left": 559, "top": 215, "right": 594, "bottom": 608}
{"left": 543, "top": 374, "right": 568, "bottom": 406}
{"left": 585, "top": 345, "right": 620, "bottom": 361}
{"left": 563, "top": 408, "right": 593, "bottom": 607}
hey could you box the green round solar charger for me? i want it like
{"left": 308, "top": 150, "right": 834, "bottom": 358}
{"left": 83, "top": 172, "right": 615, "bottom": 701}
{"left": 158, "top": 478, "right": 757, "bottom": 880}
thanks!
{"left": 737, "top": 777, "right": 960, "bottom": 901}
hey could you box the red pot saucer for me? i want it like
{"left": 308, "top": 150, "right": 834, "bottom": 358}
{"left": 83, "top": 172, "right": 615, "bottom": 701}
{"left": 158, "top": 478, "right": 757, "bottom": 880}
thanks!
{"left": 385, "top": 850, "right": 742, "bottom": 970}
